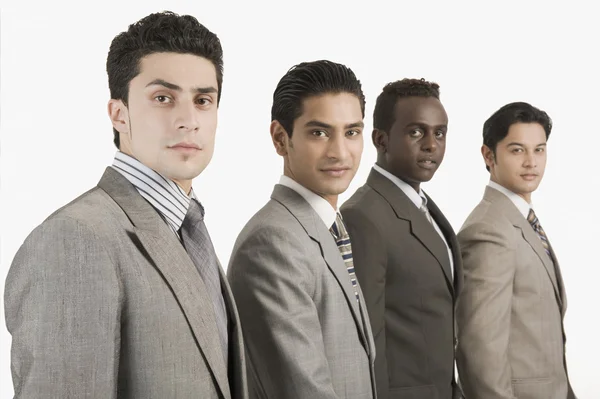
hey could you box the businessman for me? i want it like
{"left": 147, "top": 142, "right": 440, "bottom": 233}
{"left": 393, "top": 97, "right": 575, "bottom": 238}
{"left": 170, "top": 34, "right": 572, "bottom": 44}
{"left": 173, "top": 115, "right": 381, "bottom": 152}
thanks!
{"left": 4, "top": 11, "right": 247, "bottom": 398}
{"left": 456, "top": 102, "right": 575, "bottom": 399}
{"left": 341, "top": 78, "right": 463, "bottom": 399}
{"left": 228, "top": 60, "right": 376, "bottom": 399}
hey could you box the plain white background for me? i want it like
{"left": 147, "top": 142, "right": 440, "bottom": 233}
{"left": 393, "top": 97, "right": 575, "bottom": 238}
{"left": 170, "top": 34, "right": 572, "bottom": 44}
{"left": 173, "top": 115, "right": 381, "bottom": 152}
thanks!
{"left": 2, "top": 1, "right": 599, "bottom": 396}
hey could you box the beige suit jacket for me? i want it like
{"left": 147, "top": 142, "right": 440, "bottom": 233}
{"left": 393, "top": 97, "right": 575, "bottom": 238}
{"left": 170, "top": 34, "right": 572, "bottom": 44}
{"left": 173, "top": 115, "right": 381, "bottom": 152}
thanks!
{"left": 456, "top": 186, "right": 575, "bottom": 399}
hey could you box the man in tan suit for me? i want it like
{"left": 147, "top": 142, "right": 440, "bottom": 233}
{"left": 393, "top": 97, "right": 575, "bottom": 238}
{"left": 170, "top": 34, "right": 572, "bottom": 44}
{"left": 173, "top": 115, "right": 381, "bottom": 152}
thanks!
{"left": 456, "top": 102, "right": 576, "bottom": 399}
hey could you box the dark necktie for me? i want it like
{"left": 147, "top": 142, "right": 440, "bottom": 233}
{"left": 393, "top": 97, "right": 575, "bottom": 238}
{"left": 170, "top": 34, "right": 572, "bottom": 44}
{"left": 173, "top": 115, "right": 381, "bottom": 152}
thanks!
{"left": 330, "top": 213, "right": 359, "bottom": 301}
{"left": 180, "top": 199, "right": 229, "bottom": 364}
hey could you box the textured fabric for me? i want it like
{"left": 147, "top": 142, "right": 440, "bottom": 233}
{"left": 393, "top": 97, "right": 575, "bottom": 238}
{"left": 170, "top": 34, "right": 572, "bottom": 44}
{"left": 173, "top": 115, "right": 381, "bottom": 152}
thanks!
{"left": 330, "top": 213, "right": 359, "bottom": 301}
{"left": 4, "top": 168, "right": 248, "bottom": 399}
{"left": 228, "top": 184, "right": 376, "bottom": 399}
{"left": 456, "top": 186, "right": 574, "bottom": 399}
{"left": 181, "top": 199, "right": 229, "bottom": 365}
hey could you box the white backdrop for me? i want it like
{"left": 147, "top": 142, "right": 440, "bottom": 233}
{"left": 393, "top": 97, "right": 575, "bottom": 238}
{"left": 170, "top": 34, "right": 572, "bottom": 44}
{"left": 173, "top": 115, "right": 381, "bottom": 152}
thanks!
{"left": 2, "top": 1, "right": 599, "bottom": 397}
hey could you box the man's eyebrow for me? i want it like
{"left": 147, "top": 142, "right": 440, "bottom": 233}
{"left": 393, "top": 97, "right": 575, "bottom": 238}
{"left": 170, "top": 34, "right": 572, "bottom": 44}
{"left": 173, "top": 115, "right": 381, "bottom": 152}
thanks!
{"left": 146, "top": 79, "right": 218, "bottom": 95}
{"left": 194, "top": 86, "right": 218, "bottom": 95}
{"left": 146, "top": 79, "right": 181, "bottom": 91}
{"left": 304, "top": 120, "right": 364, "bottom": 129}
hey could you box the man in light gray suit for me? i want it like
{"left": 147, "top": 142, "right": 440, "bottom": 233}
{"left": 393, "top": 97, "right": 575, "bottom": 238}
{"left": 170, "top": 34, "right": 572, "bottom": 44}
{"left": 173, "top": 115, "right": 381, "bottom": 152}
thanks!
{"left": 228, "top": 60, "right": 376, "bottom": 399}
{"left": 456, "top": 102, "right": 575, "bottom": 399}
{"left": 4, "top": 12, "right": 247, "bottom": 398}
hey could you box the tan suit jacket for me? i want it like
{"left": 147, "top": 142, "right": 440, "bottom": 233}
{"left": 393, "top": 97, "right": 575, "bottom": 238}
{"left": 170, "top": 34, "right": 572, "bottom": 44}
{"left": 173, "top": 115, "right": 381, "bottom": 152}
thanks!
{"left": 456, "top": 186, "right": 575, "bottom": 399}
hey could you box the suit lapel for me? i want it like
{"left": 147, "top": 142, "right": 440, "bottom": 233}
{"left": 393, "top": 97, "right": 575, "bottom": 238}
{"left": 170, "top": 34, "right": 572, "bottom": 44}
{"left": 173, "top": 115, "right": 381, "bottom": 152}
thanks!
{"left": 218, "top": 261, "right": 247, "bottom": 398}
{"left": 97, "top": 167, "right": 231, "bottom": 399}
{"left": 427, "top": 195, "right": 463, "bottom": 296}
{"left": 270, "top": 185, "right": 370, "bottom": 353}
{"left": 484, "top": 187, "right": 563, "bottom": 309}
{"left": 367, "top": 169, "right": 454, "bottom": 291}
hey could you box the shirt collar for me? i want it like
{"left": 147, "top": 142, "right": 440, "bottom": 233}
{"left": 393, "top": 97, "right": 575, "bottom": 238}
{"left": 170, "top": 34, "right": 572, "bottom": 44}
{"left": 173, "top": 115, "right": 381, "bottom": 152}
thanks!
{"left": 373, "top": 164, "right": 426, "bottom": 209}
{"left": 487, "top": 180, "right": 532, "bottom": 218}
{"left": 111, "top": 151, "right": 196, "bottom": 232}
{"left": 278, "top": 175, "right": 338, "bottom": 229}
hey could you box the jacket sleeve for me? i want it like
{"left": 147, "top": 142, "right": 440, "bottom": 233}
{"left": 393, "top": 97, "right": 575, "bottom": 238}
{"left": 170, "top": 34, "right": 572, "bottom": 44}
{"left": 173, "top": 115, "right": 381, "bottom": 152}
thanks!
{"left": 456, "top": 221, "right": 517, "bottom": 399}
{"left": 227, "top": 225, "right": 340, "bottom": 399}
{"left": 4, "top": 217, "right": 122, "bottom": 398}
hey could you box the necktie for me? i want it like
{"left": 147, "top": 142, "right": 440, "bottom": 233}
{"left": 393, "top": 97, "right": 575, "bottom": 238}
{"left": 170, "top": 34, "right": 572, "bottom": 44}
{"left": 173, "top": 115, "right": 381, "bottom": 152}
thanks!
{"left": 180, "top": 199, "right": 229, "bottom": 364}
{"left": 419, "top": 197, "right": 435, "bottom": 225}
{"left": 330, "top": 213, "right": 359, "bottom": 301}
{"left": 527, "top": 208, "right": 552, "bottom": 259}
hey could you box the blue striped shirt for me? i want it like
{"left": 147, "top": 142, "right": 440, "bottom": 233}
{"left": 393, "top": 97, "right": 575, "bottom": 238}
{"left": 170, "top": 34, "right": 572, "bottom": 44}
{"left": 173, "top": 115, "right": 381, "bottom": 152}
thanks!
{"left": 110, "top": 151, "right": 197, "bottom": 237}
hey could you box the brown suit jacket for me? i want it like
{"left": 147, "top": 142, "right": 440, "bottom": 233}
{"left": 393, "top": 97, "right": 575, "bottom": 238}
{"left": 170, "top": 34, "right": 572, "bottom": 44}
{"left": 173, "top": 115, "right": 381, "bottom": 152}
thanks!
{"left": 456, "top": 186, "right": 575, "bottom": 399}
{"left": 341, "top": 168, "right": 463, "bottom": 399}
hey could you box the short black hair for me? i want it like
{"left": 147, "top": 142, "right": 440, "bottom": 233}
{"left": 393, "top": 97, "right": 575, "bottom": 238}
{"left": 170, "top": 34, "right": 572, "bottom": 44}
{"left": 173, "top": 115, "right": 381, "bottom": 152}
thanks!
{"left": 483, "top": 102, "right": 552, "bottom": 171}
{"left": 106, "top": 11, "right": 223, "bottom": 149}
{"left": 271, "top": 60, "right": 365, "bottom": 137}
{"left": 373, "top": 78, "right": 440, "bottom": 133}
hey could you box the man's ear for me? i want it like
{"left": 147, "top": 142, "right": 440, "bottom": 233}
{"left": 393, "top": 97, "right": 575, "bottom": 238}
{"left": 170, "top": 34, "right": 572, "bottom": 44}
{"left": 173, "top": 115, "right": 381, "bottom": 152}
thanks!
{"left": 372, "top": 129, "right": 389, "bottom": 154}
{"left": 481, "top": 144, "right": 495, "bottom": 169}
{"left": 108, "top": 99, "right": 130, "bottom": 136}
{"left": 271, "top": 120, "right": 291, "bottom": 156}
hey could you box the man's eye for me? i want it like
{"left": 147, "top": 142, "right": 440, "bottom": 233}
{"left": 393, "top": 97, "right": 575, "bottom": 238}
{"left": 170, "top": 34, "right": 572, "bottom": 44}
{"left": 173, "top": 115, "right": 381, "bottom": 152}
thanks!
{"left": 312, "top": 130, "right": 327, "bottom": 137}
{"left": 196, "top": 98, "right": 211, "bottom": 106}
{"left": 155, "top": 95, "right": 172, "bottom": 103}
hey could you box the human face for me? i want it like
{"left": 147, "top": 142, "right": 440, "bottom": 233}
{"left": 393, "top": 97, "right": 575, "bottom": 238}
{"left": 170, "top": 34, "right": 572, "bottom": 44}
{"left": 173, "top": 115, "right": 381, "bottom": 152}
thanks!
{"left": 483, "top": 122, "right": 547, "bottom": 202}
{"left": 108, "top": 52, "right": 219, "bottom": 194}
{"left": 375, "top": 96, "right": 448, "bottom": 192}
{"left": 271, "top": 93, "right": 364, "bottom": 209}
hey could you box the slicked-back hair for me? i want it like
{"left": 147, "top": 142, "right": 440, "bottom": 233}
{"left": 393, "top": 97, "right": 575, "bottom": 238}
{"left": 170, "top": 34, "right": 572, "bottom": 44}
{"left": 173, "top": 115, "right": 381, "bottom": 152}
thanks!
{"left": 106, "top": 11, "right": 223, "bottom": 149}
{"left": 271, "top": 60, "right": 365, "bottom": 137}
{"left": 373, "top": 78, "right": 441, "bottom": 133}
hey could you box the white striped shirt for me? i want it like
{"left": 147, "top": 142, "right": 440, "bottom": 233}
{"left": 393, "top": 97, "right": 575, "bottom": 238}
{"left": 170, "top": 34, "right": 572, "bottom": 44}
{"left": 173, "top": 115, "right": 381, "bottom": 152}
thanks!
{"left": 111, "top": 151, "right": 197, "bottom": 237}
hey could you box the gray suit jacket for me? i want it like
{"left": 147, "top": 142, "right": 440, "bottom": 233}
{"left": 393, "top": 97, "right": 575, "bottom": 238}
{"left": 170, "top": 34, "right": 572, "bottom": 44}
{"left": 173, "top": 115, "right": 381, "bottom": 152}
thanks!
{"left": 341, "top": 168, "right": 463, "bottom": 399}
{"left": 456, "top": 186, "right": 575, "bottom": 399}
{"left": 4, "top": 168, "right": 248, "bottom": 399}
{"left": 227, "top": 184, "right": 376, "bottom": 399}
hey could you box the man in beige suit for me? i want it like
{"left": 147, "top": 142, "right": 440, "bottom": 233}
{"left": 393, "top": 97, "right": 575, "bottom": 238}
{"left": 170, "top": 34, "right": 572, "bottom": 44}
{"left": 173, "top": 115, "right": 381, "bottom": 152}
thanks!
{"left": 456, "top": 102, "right": 576, "bottom": 399}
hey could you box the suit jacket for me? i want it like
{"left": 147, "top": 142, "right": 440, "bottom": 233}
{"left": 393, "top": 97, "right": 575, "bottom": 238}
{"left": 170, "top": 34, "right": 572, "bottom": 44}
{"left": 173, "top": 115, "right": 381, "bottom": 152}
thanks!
{"left": 340, "top": 168, "right": 463, "bottom": 399}
{"left": 456, "top": 186, "right": 575, "bottom": 399}
{"left": 227, "top": 184, "right": 376, "bottom": 399}
{"left": 4, "top": 168, "right": 248, "bottom": 399}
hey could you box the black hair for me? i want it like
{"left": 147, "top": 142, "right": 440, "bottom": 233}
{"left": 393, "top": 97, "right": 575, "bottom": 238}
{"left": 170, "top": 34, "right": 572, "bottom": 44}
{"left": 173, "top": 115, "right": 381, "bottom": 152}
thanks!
{"left": 483, "top": 102, "right": 552, "bottom": 171}
{"left": 106, "top": 11, "right": 223, "bottom": 148}
{"left": 373, "top": 78, "right": 440, "bottom": 133}
{"left": 271, "top": 60, "right": 365, "bottom": 137}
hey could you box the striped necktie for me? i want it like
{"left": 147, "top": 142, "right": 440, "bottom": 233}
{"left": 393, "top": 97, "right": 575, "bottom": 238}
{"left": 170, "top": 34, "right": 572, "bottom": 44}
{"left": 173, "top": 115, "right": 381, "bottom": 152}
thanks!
{"left": 527, "top": 208, "right": 552, "bottom": 259}
{"left": 330, "top": 213, "right": 359, "bottom": 301}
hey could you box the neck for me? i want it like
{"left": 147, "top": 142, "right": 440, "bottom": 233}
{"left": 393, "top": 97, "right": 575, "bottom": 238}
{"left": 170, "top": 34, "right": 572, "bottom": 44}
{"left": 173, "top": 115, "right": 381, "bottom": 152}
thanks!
{"left": 173, "top": 179, "right": 193, "bottom": 196}
{"left": 323, "top": 195, "right": 338, "bottom": 210}
{"left": 283, "top": 168, "right": 338, "bottom": 210}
